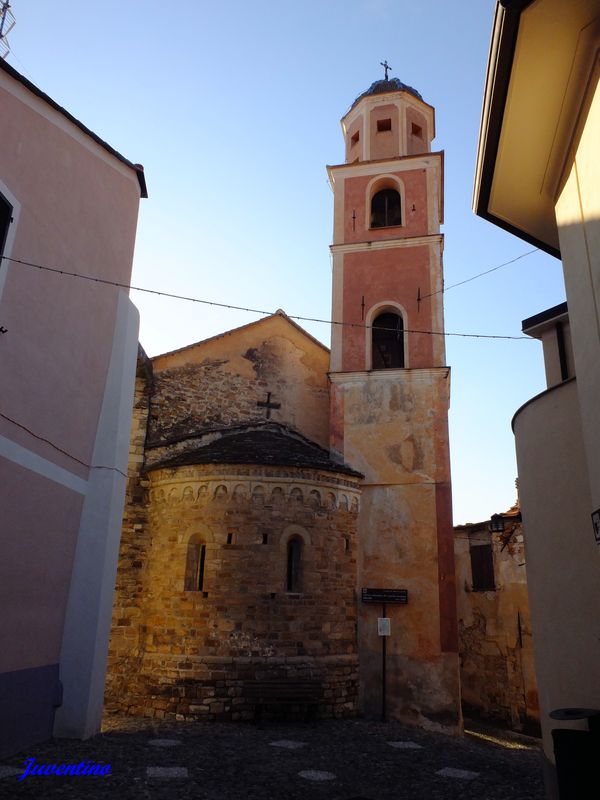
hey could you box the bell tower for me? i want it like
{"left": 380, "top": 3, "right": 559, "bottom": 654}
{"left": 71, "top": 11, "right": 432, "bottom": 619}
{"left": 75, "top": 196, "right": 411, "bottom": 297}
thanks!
{"left": 328, "top": 75, "right": 461, "bottom": 729}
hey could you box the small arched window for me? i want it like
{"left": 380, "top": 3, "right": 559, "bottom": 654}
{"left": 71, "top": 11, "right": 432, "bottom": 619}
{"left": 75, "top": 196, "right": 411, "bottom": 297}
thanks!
{"left": 286, "top": 537, "right": 302, "bottom": 592}
{"left": 372, "top": 312, "right": 404, "bottom": 369}
{"left": 371, "top": 188, "right": 401, "bottom": 228}
{"left": 184, "top": 535, "right": 206, "bottom": 591}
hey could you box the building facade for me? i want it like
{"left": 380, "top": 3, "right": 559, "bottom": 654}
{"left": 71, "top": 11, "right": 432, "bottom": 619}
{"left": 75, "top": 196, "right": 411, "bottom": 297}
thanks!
{"left": 0, "top": 60, "right": 146, "bottom": 755}
{"left": 454, "top": 507, "right": 539, "bottom": 734}
{"left": 474, "top": 1, "right": 600, "bottom": 794}
{"left": 106, "top": 78, "right": 461, "bottom": 731}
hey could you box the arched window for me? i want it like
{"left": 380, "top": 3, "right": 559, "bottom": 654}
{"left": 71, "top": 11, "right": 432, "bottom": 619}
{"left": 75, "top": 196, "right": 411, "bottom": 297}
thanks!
{"left": 371, "top": 188, "right": 401, "bottom": 228}
{"left": 372, "top": 312, "right": 404, "bottom": 369}
{"left": 184, "top": 535, "right": 206, "bottom": 591}
{"left": 286, "top": 537, "right": 302, "bottom": 592}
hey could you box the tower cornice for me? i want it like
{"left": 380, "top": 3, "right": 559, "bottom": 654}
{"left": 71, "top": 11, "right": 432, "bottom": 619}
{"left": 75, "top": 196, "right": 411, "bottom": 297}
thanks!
{"left": 330, "top": 233, "right": 443, "bottom": 255}
{"left": 328, "top": 366, "right": 451, "bottom": 383}
{"left": 327, "top": 151, "right": 443, "bottom": 188}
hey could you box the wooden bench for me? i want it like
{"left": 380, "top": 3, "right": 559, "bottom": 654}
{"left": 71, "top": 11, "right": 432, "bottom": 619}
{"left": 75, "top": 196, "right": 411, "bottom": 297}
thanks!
{"left": 243, "top": 679, "right": 322, "bottom": 721}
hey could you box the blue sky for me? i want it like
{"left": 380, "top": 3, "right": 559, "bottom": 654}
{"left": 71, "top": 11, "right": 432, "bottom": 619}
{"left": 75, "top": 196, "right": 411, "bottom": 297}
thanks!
{"left": 6, "top": 1, "right": 566, "bottom": 523}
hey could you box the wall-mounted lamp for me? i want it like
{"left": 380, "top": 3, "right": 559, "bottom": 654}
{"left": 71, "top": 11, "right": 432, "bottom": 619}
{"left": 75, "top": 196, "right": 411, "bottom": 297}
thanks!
{"left": 489, "top": 513, "right": 504, "bottom": 533}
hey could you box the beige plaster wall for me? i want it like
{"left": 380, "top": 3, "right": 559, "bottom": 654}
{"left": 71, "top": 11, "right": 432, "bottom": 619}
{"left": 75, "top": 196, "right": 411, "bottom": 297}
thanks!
{"left": 150, "top": 314, "right": 330, "bottom": 450}
{"left": 514, "top": 379, "right": 600, "bottom": 762}
{"left": 330, "top": 368, "right": 461, "bottom": 731}
{"left": 454, "top": 518, "right": 539, "bottom": 732}
{"left": 555, "top": 61, "right": 600, "bottom": 515}
{"left": 540, "top": 322, "right": 574, "bottom": 386}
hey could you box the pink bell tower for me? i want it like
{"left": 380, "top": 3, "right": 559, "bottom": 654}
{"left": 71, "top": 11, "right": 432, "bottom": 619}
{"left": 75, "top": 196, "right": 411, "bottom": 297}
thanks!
{"left": 328, "top": 73, "right": 461, "bottom": 729}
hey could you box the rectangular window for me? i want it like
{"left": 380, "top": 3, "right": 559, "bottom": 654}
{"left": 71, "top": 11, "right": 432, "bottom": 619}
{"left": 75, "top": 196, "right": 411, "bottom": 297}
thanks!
{"left": 377, "top": 118, "right": 392, "bottom": 132}
{"left": 351, "top": 130, "right": 360, "bottom": 146}
{"left": 411, "top": 122, "right": 423, "bottom": 138}
{"left": 0, "top": 193, "right": 12, "bottom": 258}
{"left": 470, "top": 543, "right": 495, "bottom": 591}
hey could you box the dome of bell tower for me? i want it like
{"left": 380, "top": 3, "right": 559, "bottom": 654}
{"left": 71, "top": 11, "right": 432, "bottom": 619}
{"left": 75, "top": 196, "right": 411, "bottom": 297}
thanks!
{"left": 350, "top": 77, "right": 424, "bottom": 110}
{"left": 341, "top": 74, "right": 434, "bottom": 163}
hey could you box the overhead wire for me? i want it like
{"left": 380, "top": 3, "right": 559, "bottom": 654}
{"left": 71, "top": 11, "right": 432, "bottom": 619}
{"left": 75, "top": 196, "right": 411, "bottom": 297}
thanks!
{"left": 419, "top": 248, "right": 539, "bottom": 301}
{"left": 0, "top": 254, "right": 533, "bottom": 341}
{"left": 0, "top": 410, "right": 127, "bottom": 478}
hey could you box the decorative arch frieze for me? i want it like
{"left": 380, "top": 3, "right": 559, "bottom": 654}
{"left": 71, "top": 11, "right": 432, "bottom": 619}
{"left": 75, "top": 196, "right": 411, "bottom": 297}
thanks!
{"left": 148, "top": 472, "right": 361, "bottom": 514}
{"left": 214, "top": 484, "right": 228, "bottom": 501}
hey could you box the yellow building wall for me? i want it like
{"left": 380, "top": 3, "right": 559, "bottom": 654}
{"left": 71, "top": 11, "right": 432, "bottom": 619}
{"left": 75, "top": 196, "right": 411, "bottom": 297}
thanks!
{"left": 454, "top": 518, "right": 539, "bottom": 733}
{"left": 555, "top": 60, "right": 600, "bottom": 515}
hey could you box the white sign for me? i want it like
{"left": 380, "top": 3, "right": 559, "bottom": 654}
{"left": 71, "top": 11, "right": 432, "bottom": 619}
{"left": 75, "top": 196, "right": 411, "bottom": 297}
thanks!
{"left": 378, "top": 617, "right": 390, "bottom": 636}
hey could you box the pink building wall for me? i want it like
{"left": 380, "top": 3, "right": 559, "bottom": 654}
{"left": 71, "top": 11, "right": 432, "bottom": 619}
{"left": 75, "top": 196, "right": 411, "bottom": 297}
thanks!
{"left": 342, "top": 168, "right": 429, "bottom": 243}
{"left": 0, "top": 60, "right": 145, "bottom": 754}
{"left": 341, "top": 245, "right": 434, "bottom": 370}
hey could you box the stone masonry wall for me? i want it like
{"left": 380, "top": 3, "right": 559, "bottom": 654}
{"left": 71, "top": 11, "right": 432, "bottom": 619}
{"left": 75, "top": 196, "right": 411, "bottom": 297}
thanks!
{"left": 106, "top": 464, "right": 361, "bottom": 721}
{"left": 454, "top": 514, "right": 539, "bottom": 734}
{"left": 105, "top": 348, "right": 152, "bottom": 701}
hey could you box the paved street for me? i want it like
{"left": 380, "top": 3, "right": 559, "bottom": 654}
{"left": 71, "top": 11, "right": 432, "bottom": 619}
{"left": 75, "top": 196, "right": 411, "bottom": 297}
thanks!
{"left": 0, "top": 715, "right": 544, "bottom": 799}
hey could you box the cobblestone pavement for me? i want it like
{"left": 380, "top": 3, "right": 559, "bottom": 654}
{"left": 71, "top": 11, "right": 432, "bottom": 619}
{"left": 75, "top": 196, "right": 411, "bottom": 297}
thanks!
{"left": 0, "top": 714, "right": 544, "bottom": 799}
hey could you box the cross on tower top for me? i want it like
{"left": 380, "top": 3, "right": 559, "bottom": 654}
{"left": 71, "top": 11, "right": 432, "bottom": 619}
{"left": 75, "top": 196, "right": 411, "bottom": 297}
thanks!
{"left": 380, "top": 60, "right": 392, "bottom": 80}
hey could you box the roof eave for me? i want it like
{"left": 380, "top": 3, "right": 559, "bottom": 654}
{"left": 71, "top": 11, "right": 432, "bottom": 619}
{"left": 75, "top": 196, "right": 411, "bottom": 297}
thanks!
{"left": 472, "top": 0, "right": 561, "bottom": 257}
{"left": 0, "top": 59, "right": 148, "bottom": 198}
{"left": 152, "top": 310, "right": 330, "bottom": 362}
{"left": 473, "top": 1, "right": 525, "bottom": 219}
{"left": 522, "top": 301, "right": 568, "bottom": 338}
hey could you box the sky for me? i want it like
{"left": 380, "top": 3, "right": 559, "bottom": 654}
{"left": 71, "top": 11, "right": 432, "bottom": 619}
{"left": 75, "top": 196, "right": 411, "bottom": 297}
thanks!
{"left": 4, "top": 0, "right": 566, "bottom": 524}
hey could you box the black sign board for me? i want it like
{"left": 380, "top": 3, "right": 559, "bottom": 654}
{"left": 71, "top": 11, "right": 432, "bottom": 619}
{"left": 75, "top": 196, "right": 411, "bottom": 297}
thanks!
{"left": 361, "top": 588, "right": 408, "bottom": 604}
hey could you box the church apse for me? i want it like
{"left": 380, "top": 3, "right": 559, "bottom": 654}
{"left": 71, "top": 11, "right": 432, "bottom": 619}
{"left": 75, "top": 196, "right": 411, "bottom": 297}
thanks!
{"left": 106, "top": 463, "right": 361, "bottom": 720}
{"left": 105, "top": 314, "right": 363, "bottom": 721}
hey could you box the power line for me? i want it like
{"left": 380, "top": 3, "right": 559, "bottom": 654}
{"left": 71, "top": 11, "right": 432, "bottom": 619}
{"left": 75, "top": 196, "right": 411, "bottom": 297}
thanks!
{"left": 0, "top": 254, "right": 532, "bottom": 341}
{"left": 420, "top": 248, "right": 539, "bottom": 302}
{"left": 0, "top": 410, "right": 128, "bottom": 478}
